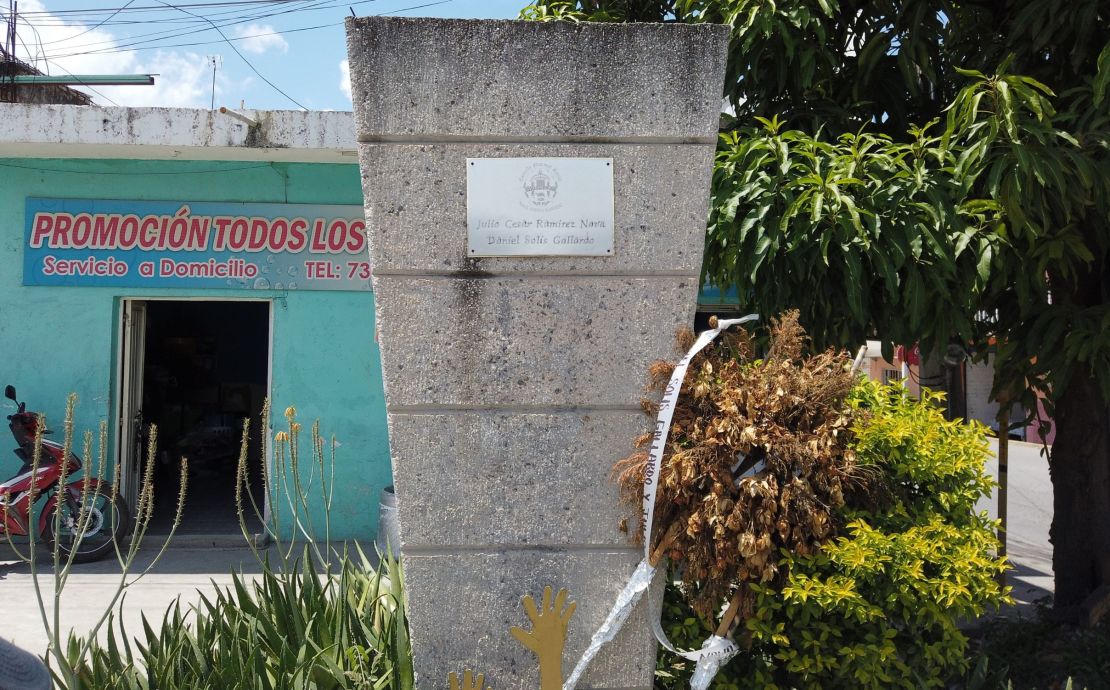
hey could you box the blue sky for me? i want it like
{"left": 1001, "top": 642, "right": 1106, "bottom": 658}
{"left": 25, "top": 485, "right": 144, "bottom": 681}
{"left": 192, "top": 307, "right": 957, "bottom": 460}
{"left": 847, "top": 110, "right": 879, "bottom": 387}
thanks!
{"left": 9, "top": 0, "right": 524, "bottom": 109}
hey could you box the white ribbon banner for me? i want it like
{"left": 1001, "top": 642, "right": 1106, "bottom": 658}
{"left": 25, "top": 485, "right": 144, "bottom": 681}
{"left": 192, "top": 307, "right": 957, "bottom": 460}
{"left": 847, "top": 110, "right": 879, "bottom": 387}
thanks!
{"left": 563, "top": 314, "right": 758, "bottom": 690}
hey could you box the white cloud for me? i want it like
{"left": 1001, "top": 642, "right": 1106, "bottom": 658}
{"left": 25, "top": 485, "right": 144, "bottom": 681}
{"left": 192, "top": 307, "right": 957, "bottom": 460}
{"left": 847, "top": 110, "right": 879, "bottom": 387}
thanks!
{"left": 231, "top": 24, "right": 288, "bottom": 55}
{"left": 14, "top": 0, "right": 228, "bottom": 107}
{"left": 101, "top": 51, "right": 214, "bottom": 108}
{"left": 339, "top": 59, "right": 351, "bottom": 101}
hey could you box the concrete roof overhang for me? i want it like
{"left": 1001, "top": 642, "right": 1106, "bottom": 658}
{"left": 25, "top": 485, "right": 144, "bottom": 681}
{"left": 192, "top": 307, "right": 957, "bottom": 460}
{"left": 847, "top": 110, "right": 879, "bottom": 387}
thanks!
{"left": 0, "top": 103, "right": 359, "bottom": 164}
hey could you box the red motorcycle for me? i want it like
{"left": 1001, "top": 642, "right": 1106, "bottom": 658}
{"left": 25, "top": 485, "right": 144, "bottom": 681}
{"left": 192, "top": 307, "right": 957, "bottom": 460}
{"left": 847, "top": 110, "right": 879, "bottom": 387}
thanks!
{"left": 1, "top": 385, "right": 129, "bottom": 562}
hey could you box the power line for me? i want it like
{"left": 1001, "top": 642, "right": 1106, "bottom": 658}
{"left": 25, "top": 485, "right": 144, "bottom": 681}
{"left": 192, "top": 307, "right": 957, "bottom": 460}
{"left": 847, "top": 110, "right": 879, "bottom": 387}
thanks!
{"left": 21, "top": 0, "right": 365, "bottom": 59}
{"left": 11, "top": 3, "right": 313, "bottom": 27}
{"left": 36, "top": 0, "right": 138, "bottom": 46}
{"left": 4, "top": 0, "right": 16, "bottom": 61}
{"left": 151, "top": 0, "right": 307, "bottom": 110}
{"left": 13, "top": 0, "right": 332, "bottom": 55}
{"left": 14, "top": 10, "right": 126, "bottom": 106}
{"left": 13, "top": 15, "right": 44, "bottom": 69}
{"left": 40, "top": 55, "right": 125, "bottom": 106}
{"left": 15, "top": 25, "right": 122, "bottom": 105}
{"left": 16, "top": 0, "right": 449, "bottom": 61}
{"left": 15, "top": 0, "right": 313, "bottom": 17}
{"left": 8, "top": 0, "right": 325, "bottom": 55}
{"left": 379, "top": 0, "right": 451, "bottom": 15}
{"left": 42, "top": 64, "right": 123, "bottom": 105}
{"left": 45, "top": 19, "right": 339, "bottom": 58}
{"left": 9, "top": 0, "right": 453, "bottom": 108}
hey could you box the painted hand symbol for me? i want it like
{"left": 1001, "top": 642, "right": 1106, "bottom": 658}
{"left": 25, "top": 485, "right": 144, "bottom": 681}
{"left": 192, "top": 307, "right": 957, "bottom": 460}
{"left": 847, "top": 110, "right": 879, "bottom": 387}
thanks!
{"left": 510, "top": 586, "right": 576, "bottom": 690}
{"left": 448, "top": 669, "right": 490, "bottom": 690}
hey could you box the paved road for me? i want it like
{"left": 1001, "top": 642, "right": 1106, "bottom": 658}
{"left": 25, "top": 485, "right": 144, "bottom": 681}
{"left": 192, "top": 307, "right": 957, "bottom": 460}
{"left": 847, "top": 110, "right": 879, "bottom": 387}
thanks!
{"left": 980, "top": 438, "right": 1055, "bottom": 615}
{"left": 0, "top": 539, "right": 267, "bottom": 657}
{"left": 1, "top": 440, "right": 1054, "bottom": 659}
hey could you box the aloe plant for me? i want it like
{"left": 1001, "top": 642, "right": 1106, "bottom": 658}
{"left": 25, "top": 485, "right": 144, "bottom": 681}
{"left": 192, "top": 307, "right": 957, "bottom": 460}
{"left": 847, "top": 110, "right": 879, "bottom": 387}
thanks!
{"left": 62, "top": 548, "right": 413, "bottom": 690}
{"left": 50, "top": 401, "right": 415, "bottom": 690}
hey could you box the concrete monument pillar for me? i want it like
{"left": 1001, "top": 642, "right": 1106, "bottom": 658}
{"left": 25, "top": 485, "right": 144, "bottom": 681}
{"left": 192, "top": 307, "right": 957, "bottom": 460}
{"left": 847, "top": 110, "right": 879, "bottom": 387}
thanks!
{"left": 346, "top": 17, "right": 729, "bottom": 689}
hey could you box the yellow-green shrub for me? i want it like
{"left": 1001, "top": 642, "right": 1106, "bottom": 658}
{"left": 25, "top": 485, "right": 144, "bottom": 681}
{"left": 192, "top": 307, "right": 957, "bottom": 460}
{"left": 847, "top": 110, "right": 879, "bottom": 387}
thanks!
{"left": 657, "top": 381, "right": 1010, "bottom": 689}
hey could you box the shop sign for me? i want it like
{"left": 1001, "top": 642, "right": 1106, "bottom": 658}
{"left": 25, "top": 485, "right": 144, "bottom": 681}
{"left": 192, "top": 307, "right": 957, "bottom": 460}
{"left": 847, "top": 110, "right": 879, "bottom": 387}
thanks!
{"left": 22, "top": 198, "right": 371, "bottom": 291}
{"left": 900, "top": 343, "right": 921, "bottom": 366}
{"left": 466, "top": 157, "right": 615, "bottom": 257}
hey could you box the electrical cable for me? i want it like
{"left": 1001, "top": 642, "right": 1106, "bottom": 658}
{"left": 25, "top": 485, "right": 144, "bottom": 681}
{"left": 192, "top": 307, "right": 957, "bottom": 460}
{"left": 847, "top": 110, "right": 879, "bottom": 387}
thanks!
{"left": 151, "top": 0, "right": 308, "bottom": 110}
{"left": 42, "top": 56, "right": 124, "bottom": 107}
{"left": 15, "top": 0, "right": 316, "bottom": 17}
{"left": 30, "top": 0, "right": 449, "bottom": 61}
{"left": 24, "top": 0, "right": 369, "bottom": 59}
{"left": 10, "top": 0, "right": 323, "bottom": 65}
{"left": 14, "top": 6, "right": 302, "bottom": 31}
{"left": 21, "top": 0, "right": 357, "bottom": 33}
{"left": 375, "top": 0, "right": 451, "bottom": 15}
{"left": 10, "top": 0, "right": 452, "bottom": 107}
{"left": 36, "top": 0, "right": 137, "bottom": 47}
{"left": 906, "top": 368, "right": 943, "bottom": 386}
{"left": 47, "top": 19, "right": 338, "bottom": 55}
{"left": 13, "top": 13, "right": 44, "bottom": 68}
{"left": 16, "top": 0, "right": 321, "bottom": 109}
{"left": 15, "top": 26, "right": 121, "bottom": 104}
{"left": 17, "top": 0, "right": 335, "bottom": 56}
{"left": 42, "top": 66, "right": 122, "bottom": 104}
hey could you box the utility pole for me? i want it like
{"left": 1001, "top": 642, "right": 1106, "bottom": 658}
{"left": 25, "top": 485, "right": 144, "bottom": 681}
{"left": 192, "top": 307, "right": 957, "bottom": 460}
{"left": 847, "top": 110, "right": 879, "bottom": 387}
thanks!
{"left": 6, "top": 1, "right": 16, "bottom": 58}
{"left": 2, "top": 1, "right": 16, "bottom": 102}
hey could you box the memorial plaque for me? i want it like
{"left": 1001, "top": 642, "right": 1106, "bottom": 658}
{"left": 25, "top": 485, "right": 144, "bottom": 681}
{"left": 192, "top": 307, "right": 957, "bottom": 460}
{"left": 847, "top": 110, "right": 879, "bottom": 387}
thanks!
{"left": 348, "top": 16, "right": 730, "bottom": 688}
{"left": 466, "top": 157, "right": 614, "bottom": 257}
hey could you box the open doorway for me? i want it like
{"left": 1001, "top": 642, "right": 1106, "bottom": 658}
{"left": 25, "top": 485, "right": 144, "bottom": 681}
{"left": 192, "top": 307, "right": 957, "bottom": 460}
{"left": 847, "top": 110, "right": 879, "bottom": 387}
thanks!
{"left": 119, "top": 300, "right": 269, "bottom": 535}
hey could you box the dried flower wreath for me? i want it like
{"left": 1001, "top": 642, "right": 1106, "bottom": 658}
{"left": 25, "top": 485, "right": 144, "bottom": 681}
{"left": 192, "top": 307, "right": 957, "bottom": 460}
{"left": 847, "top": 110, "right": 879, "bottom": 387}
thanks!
{"left": 614, "top": 311, "right": 872, "bottom": 627}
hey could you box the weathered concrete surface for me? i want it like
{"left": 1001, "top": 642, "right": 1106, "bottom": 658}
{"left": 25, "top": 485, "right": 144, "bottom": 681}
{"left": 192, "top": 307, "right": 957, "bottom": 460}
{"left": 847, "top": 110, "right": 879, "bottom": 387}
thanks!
{"left": 346, "top": 18, "right": 727, "bottom": 141}
{"left": 358, "top": 143, "right": 715, "bottom": 275}
{"left": 402, "top": 550, "right": 661, "bottom": 690}
{"left": 0, "top": 103, "right": 357, "bottom": 163}
{"left": 389, "top": 411, "right": 646, "bottom": 546}
{"left": 347, "top": 15, "right": 729, "bottom": 689}
{"left": 372, "top": 276, "right": 696, "bottom": 407}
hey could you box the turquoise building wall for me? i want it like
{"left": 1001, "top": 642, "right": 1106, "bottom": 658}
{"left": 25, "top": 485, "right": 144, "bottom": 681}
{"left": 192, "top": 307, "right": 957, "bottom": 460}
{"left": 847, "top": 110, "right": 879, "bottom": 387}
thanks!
{"left": 0, "top": 157, "right": 389, "bottom": 540}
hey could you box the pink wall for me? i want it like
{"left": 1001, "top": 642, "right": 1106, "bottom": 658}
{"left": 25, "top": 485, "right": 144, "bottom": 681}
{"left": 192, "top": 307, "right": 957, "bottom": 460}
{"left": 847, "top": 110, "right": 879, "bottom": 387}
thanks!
{"left": 865, "top": 356, "right": 920, "bottom": 397}
{"left": 1026, "top": 393, "right": 1056, "bottom": 445}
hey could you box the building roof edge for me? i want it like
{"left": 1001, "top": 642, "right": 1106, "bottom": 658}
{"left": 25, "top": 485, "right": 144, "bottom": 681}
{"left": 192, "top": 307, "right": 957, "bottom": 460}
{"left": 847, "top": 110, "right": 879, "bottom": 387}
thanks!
{"left": 0, "top": 103, "right": 358, "bottom": 164}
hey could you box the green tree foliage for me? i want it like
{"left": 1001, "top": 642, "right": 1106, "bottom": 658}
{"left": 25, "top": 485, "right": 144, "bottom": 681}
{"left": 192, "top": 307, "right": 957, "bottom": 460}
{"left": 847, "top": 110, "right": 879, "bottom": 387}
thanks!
{"left": 703, "top": 117, "right": 993, "bottom": 358}
{"left": 521, "top": 0, "right": 1110, "bottom": 607}
{"left": 657, "top": 381, "right": 1008, "bottom": 689}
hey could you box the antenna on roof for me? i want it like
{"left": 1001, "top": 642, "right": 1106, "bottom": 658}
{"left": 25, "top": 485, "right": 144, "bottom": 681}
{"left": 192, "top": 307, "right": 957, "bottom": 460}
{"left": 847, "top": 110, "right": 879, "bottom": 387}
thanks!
{"left": 208, "top": 55, "right": 222, "bottom": 111}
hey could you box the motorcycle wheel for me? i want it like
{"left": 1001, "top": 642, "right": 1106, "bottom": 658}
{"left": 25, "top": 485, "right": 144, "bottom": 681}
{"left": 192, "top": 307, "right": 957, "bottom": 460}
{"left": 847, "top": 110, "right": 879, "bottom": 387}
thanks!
{"left": 45, "top": 487, "right": 130, "bottom": 563}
